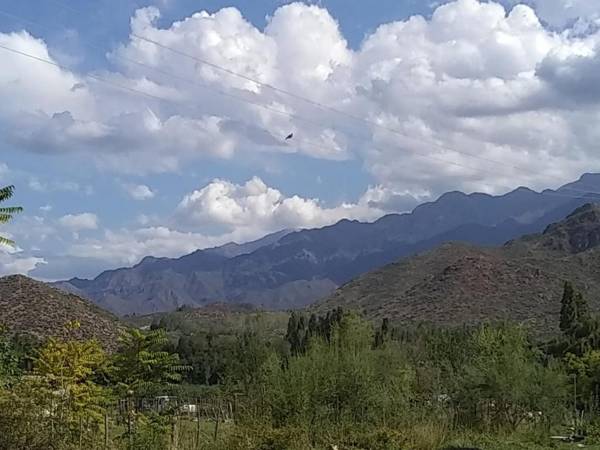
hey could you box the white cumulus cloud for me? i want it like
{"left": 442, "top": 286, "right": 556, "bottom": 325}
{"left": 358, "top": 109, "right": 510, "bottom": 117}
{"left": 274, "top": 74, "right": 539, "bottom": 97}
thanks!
{"left": 2, "top": 0, "right": 600, "bottom": 195}
{"left": 62, "top": 177, "right": 414, "bottom": 266}
{"left": 124, "top": 183, "right": 155, "bottom": 200}
{"left": 175, "top": 177, "right": 387, "bottom": 234}
{"left": 0, "top": 244, "right": 47, "bottom": 276}
{"left": 58, "top": 213, "right": 99, "bottom": 231}
{"left": 66, "top": 226, "right": 220, "bottom": 266}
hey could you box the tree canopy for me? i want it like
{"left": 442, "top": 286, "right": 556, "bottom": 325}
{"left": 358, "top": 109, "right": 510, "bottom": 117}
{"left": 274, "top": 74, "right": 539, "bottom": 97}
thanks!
{"left": 0, "top": 185, "right": 22, "bottom": 246}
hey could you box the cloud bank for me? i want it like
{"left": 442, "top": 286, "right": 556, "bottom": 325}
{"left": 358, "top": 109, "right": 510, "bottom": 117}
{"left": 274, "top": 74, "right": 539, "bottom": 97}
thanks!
{"left": 1, "top": 0, "right": 599, "bottom": 192}
{"left": 3, "top": 0, "right": 600, "bottom": 277}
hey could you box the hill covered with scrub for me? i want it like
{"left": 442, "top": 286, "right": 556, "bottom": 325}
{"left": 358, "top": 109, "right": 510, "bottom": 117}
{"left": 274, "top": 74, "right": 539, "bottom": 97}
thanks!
{"left": 0, "top": 274, "right": 125, "bottom": 350}
{"left": 319, "top": 203, "right": 600, "bottom": 334}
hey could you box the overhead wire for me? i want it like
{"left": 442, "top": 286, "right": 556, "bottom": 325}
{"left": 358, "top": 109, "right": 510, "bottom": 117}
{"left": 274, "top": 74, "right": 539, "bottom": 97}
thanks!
{"left": 36, "top": 0, "right": 600, "bottom": 197}
{"left": 0, "top": 9, "right": 521, "bottom": 175}
{"left": 2, "top": 41, "right": 599, "bottom": 205}
{"left": 1, "top": 4, "right": 600, "bottom": 201}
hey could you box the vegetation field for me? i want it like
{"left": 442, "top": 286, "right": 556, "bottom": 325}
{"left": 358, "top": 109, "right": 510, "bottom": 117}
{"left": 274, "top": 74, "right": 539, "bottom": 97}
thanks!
{"left": 3, "top": 282, "right": 600, "bottom": 449}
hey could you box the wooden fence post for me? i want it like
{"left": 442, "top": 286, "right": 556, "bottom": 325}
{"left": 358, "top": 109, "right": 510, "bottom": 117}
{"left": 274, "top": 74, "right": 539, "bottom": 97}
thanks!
{"left": 196, "top": 399, "right": 201, "bottom": 449}
{"left": 213, "top": 416, "right": 219, "bottom": 442}
{"left": 170, "top": 414, "right": 178, "bottom": 450}
{"left": 233, "top": 395, "right": 237, "bottom": 422}
{"left": 127, "top": 399, "right": 133, "bottom": 450}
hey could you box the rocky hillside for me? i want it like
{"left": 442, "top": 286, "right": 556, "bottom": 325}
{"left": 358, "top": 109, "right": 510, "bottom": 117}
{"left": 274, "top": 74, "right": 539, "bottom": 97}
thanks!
{"left": 0, "top": 275, "right": 125, "bottom": 350}
{"left": 318, "top": 204, "right": 600, "bottom": 333}
{"left": 56, "top": 174, "right": 600, "bottom": 315}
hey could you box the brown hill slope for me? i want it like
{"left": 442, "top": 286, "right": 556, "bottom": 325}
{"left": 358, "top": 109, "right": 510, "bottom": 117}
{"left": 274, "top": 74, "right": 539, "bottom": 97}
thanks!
{"left": 0, "top": 275, "right": 125, "bottom": 350}
{"left": 318, "top": 204, "right": 600, "bottom": 333}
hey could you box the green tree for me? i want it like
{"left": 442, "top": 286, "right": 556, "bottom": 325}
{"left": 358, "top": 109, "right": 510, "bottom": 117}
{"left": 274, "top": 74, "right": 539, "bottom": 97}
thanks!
{"left": 0, "top": 327, "right": 20, "bottom": 387}
{"left": 565, "top": 350, "right": 600, "bottom": 412}
{"left": 111, "top": 328, "right": 185, "bottom": 395}
{"left": 560, "top": 282, "right": 592, "bottom": 351}
{"left": 374, "top": 318, "right": 391, "bottom": 349}
{"left": 560, "top": 281, "right": 577, "bottom": 334}
{"left": 575, "top": 291, "right": 590, "bottom": 325}
{"left": 286, "top": 312, "right": 305, "bottom": 356}
{"left": 230, "top": 329, "right": 271, "bottom": 396}
{"left": 177, "top": 332, "right": 232, "bottom": 385}
{"left": 456, "top": 325, "right": 567, "bottom": 429}
{"left": 34, "top": 334, "right": 110, "bottom": 421}
{"left": 0, "top": 185, "right": 22, "bottom": 246}
{"left": 0, "top": 324, "right": 110, "bottom": 449}
{"left": 262, "top": 313, "right": 408, "bottom": 430}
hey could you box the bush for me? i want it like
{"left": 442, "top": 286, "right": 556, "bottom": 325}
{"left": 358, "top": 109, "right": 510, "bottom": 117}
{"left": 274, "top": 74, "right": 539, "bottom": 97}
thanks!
{"left": 219, "top": 425, "right": 311, "bottom": 450}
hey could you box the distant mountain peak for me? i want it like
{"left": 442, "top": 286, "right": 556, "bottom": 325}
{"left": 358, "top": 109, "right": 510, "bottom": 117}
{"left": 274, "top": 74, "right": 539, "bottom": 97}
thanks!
{"left": 437, "top": 190, "right": 468, "bottom": 200}
{"left": 559, "top": 173, "right": 600, "bottom": 195}
{"left": 54, "top": 175, "right": 600, "bottom": 316}
{"left": 206, "top": 229, "right": 292, "bottom": 258}
{"left": 513, "top": 186, "right": 535, "bottom": 193}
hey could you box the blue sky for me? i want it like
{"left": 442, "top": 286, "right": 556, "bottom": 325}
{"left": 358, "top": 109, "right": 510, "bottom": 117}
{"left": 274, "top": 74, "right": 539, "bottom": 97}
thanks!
{"left": 1, "top": 0, "right": 600, "bottom": 279}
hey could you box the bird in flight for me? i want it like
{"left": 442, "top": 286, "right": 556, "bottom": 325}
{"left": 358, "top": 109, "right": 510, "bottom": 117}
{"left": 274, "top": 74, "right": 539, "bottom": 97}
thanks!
{"left": 285, "top": 133, "right": 294, "bottom": 141}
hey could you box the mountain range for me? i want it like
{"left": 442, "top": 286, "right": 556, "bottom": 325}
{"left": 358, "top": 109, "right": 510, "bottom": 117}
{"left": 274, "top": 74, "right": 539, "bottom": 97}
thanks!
{"left": 318, "top": 203, "right": 600, "bottom": 334}
{"left": 55, "top": 173, "right": 600, "bottom": 315}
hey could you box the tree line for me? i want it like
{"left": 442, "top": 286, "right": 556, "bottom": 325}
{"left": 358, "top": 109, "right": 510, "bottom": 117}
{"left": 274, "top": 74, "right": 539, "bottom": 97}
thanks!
{"left": 3, "top": 282, "right": 600, "bottom": 449}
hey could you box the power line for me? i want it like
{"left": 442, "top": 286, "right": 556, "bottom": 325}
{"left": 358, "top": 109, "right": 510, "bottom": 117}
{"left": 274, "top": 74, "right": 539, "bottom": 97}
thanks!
{"left": 0, "top": 41, "right": 492, "bottom": 176}
{"left": 1, "top": 2, "right": 599, "bottom": 198}
{"left": 2, "top": 41, "right": 600, "bottom": 204}
{"left": 126, "top": 38, "right": 598, "bottom": 196}
{"left": 0, "top": 9, "right": 516, "bottom": 171}
{"left": 37, "top": 0, "right": 600, "bottom": 192}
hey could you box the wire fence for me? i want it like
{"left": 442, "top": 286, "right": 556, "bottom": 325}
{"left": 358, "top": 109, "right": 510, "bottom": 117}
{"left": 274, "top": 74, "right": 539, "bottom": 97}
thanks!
{"left": 106, "top": 395, "right": 239, "bottom": 448}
